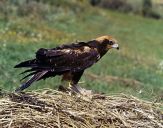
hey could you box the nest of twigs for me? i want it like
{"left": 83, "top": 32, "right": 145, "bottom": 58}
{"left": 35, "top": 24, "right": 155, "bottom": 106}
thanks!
{"left": 0, "top": 89, "right": 162, "bottom": 128}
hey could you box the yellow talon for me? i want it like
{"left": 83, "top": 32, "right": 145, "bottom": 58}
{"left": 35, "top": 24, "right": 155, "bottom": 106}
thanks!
{"left": 68, "top": 82, "right": 72, "bottom": 88}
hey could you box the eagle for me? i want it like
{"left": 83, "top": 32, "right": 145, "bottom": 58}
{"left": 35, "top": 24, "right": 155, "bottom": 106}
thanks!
{"left": 14, "top": 35, "right": 119, "bottom": 93}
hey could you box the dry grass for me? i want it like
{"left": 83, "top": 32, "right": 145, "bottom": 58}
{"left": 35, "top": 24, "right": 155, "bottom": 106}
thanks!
{"left": 0, "top": 89, "right": 162, "bottom": 128}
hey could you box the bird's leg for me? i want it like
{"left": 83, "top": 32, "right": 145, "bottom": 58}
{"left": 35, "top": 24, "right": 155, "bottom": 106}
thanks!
{"left": 68, "top": 82, "right": 72, "bottom": 88}
{"left": 67, "top": 82, "right": 81, "bottom": 95}
{"left": 59, "top": 81, "right": 93, "bottom": 96}
{"left": 71, "top": 84, "right": 83, "bottom": 94}
{"left": 59, "top": 81, "right": 80, "bottom": 95}
{"left": 58, "top": 80, "right": 77, "bottom": 95}
{"left": 59, "top": 72, "right": 74, "bottom": 93}
{"left": 71, "top": 83, "right": 93, "bottom": 96}
{"left": 70, "top": 84, "right": 93, "bottom": 99}
{"left": 58, "top": 81, "right": 71, "bottom": 92}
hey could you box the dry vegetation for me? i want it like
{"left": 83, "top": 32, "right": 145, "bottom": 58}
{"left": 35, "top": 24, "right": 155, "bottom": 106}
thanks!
{"left": 0, "top": 89, "right": 162, "bottom": 128}
{"left": 0, "top": 1, "right": 163, "bottom": 127}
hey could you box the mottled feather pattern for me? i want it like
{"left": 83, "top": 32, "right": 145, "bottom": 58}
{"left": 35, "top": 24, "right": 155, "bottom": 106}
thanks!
{"left": 15, "top": 41, "right": 100, "bottom": 82}
{"left": 35, "top": 42, "right": 99, "bottom": 72}
{"left": 14, "top": 36, "right": 119, "bottom": 91}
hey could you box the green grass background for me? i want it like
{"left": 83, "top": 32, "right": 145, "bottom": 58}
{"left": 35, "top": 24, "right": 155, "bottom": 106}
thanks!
{"left": 0, "top": 1, "right": 163, "bottom": 101}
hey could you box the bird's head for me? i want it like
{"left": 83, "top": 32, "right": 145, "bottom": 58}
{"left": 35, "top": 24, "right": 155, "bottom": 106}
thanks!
{"left": 96, "top": 35, "right": 119, "bottom": 50}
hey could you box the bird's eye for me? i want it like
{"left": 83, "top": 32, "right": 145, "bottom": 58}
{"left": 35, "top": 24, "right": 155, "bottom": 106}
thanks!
{"left": 109, "top": 41, "right": 113, "bottom": 45}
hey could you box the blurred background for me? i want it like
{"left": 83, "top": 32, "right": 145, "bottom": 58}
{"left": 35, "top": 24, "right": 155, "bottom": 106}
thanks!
{"left": 0, "top": 0, "right": 163, "bottom": 101}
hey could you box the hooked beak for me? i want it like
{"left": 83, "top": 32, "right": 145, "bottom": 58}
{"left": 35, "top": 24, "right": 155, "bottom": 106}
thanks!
{"left": 112, "top": 43, "right": 119, "bottom": 50}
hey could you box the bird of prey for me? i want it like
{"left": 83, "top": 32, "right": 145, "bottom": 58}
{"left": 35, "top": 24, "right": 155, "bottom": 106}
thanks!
{"left": 14, "top": 35, "right": 119, "bottom": 93}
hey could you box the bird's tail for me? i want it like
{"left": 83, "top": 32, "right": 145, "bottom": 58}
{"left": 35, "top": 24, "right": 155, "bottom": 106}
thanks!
{"left": 15, "top": 71, "right": 48, "bottom": 92}
{"left": 14, "top": 59, "right": 37, "bottom": 68}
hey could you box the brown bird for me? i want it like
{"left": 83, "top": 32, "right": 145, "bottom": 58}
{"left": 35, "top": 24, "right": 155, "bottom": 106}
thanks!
{"left": 14, "top": 35, "right": 119, "bottom": 93}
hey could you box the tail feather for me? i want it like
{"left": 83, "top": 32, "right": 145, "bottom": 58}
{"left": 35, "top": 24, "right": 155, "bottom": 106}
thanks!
{"left": 20, "top": 71, "right": 39, "bottom": 81}
{"left": 15, "top": 71, "right": 48, "bottom": 92}
{"left": 14, "top": 59, "right": 37, "bottom": 68}
{"left": 20, "top": 68, "right": 36, "bottom": 75}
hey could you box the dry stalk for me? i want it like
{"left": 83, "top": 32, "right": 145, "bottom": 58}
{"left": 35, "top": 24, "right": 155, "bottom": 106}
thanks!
{"left": 0, "top": 89, "right": 162, "bottom": 128}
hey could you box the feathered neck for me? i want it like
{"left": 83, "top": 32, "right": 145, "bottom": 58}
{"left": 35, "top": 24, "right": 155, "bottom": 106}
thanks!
{"left": 88, "top": 40, "right": 109, "bottom": 56}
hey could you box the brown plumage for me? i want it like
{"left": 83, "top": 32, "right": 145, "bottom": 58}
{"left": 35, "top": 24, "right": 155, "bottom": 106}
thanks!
{"left": 14, "top": 35, "right": 119, "bottom": 93}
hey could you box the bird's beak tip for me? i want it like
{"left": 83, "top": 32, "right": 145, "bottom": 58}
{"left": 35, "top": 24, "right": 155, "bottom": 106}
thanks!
{"left": 111, "top": 43, "right": 119, "bottom": 50}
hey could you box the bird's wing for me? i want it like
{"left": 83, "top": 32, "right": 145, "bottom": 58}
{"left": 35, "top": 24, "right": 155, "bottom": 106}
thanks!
{"left": 35, "top": 45, "right": 100, "bottom": 73}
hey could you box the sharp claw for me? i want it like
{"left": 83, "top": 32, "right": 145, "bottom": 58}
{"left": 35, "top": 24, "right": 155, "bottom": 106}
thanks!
{"left": 68, "top": 82, "right": 72, "bottom": 88}
{"left": 71, "top": 84, "right": 83, "bottom": 94}
{"left": 59, "top": 81, "right": 91, "bottom": 96}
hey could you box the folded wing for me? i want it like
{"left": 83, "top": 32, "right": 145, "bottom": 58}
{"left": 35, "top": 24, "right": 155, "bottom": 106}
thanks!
{"left": 35, "top": 45, "right": 99, "bottom": 73}
{"left": 14, "top": 43, "right": 99, "bottom": 91}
